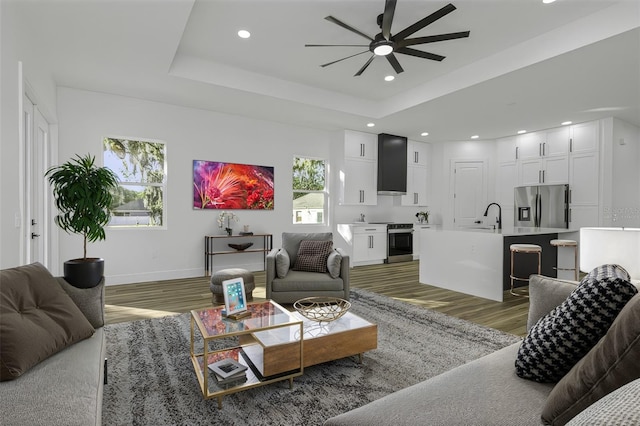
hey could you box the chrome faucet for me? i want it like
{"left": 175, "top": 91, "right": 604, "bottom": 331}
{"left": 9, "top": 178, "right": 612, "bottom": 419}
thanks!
{"left": 483, "top": 203, "right": 502, "bottom": 230}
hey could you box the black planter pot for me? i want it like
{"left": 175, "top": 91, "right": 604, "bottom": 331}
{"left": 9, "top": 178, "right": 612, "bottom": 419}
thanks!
{"left": 63, "top": 258, "right": 104, "bottom": 288}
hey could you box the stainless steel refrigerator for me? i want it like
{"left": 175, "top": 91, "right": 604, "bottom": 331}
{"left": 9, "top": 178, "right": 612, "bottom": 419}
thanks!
{"left": 514, "top": 184, "right": 569, "bottom": 228}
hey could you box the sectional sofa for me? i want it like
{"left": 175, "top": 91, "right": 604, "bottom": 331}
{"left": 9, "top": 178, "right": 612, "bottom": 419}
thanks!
{"left": 0, "top": 263, "right": 106, "bottom": 425}
{"left": 325, "top": 273, "right": 640, "bottom": 425}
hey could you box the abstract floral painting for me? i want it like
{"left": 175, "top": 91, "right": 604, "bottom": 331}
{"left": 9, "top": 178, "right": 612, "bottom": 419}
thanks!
{"left": 193, "top": 160, "right": 274, "bottom": 210}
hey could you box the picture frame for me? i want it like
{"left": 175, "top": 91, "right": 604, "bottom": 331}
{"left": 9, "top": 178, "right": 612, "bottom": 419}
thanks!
{"left": 222, "top": 277, "right": 249, "bottom": 318}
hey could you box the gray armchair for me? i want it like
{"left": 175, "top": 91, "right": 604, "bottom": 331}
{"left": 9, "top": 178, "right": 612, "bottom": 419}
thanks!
{"left": 266, "top": 232, "right": 350, "bottom": 304}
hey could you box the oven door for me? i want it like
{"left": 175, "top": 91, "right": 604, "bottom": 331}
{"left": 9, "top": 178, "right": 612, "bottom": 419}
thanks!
{"left": 387, "top": 231, "right": 413, "bottom": 263}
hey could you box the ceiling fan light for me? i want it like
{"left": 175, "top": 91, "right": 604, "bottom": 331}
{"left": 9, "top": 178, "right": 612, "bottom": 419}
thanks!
{"left": 373, "top": 44, "right": 393, "bottom": 56}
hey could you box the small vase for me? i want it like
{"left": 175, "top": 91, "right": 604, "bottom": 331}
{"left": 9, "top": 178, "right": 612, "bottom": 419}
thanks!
{"left": 419, "top": 218, "right": 424, "bottom": 224}
{"left": 225, "top": 228, "right": 232, "bottom": 236}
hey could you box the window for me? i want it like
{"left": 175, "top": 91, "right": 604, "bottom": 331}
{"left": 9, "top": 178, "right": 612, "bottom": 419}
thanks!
{"left": 292, "top": 157, "right": 327, "bottom": 224}
{"left": 103, "top": 137, "right": 166, "bottom": 227}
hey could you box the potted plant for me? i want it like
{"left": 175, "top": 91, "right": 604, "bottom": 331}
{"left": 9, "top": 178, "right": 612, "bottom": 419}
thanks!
{"left": 416, "top": 211, "right": 430, "bottom": 224}
{"left": 46, "top": 154, "right": 119, "bottom": 288}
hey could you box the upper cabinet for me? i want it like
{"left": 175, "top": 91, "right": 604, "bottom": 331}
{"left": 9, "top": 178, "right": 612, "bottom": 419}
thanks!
{"left": 570, "top": 121, "right": 599, "bottom": 154}
{"left": 517, "top": 128, "right": 569, "bottom": 160}
{"left": 344, "top": 130, "right": 377, "bottom": 161}
{"left": 339, "top": 130, "right": 378, "bottom": 205}
{"left": 407, "top": 140, "right": 429, "bottom": 167}
{"left": 497, "top": 136, "right": 517, "bottom": 163}
{"left": 517, "top": 132, "right": 546, "bottom": 160}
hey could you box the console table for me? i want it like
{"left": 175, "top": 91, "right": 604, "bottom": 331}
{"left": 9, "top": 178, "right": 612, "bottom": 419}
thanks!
{"left": 204, "top": 234, "right": 273, "bottom": 276}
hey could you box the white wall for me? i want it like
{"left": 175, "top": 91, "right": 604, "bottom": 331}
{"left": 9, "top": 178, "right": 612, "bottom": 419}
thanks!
{"left": 57, "top": 87, "right": 339, "bottom": 284}
{"left": 0, "top": 2, "right": 58, "bottom": 269}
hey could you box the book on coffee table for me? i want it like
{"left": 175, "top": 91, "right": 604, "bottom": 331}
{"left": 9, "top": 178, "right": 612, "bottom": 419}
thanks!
{"left": 212, "top": 370, "right": 247, "bottom": 386}
{"left": 208, "top": 358, "right": 248, "bottom": 379}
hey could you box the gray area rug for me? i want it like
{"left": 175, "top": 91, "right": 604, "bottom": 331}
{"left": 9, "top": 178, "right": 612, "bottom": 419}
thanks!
{"left": 103, "top": 288, "right": 521, "bottom": 425}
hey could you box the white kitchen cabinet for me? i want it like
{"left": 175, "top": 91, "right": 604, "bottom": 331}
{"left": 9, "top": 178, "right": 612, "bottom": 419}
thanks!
{"left": 569, "top": 205, "right": 600, "bottom": 229}
{"left": 402, "top": 141, "right": 429, "bottom": 206}
{"left": 517, "top": 132, "right": 545, "bottom": 160}
{"left": 407, "top": 140, "right": 429, "bottom": 166}
{"left": 352, "top": 225, "right": 387, "bottom": 265}
{"left": 497, "top": 136, "right": 517, "bottom": 163}
{"left": 401, "top": 165, "right": 429, "bottom": 206}
{"left": 544, "top": 127, "right": 570, "bottom": 157}
{"left": 519, "top": 156, "right": 568, "bottom": 185}
{"left": 517, "top": 128, "right": 569, "bottom": 160}
{"left": 570, "top": 121, "right": 599, "bottom": 154}
{"left": 340, "top": 130, "right": 378, "bottom": 205}
{"left": 412, "top": 224, "right": 433, "bottom": 260}
{"left": 570, "top": 151, "right": 599, "bottom": 206}
{"left": 341, "top": 159, "right": 377, "bottom": 205}
{"left": 344, "top": 130, "right": 377, "bottom": 160}
{"left": 496, "top": 162, "right": 517, "bottom": 205}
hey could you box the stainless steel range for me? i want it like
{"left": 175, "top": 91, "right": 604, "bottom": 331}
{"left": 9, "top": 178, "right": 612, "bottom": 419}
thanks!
{"left": 386, "top": 223, "right": 414, "bottom": 263}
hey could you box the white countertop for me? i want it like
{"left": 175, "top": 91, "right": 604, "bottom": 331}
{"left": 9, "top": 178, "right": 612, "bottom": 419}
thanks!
{"left": 421, "top": 225, "right": 577, "bottom": 237}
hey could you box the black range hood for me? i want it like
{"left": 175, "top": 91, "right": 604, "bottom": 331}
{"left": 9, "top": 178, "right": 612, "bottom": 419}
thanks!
{"left": 377, "top": 133, "right": 407, "bottom": 195}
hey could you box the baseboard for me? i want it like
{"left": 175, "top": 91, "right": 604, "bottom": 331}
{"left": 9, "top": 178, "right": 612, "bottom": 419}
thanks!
{"left": 105, "top": 262, "right": 265, "bottom": 285}
{"left": 105, "top": 268, "right": 204, "bottom": 286}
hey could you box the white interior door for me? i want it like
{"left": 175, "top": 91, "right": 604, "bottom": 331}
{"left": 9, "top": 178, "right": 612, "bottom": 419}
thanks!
{"left": 23, "top": 93, "right": 49, "bottom": 266}
{"left": 31, "top": 108, "right": 49, "bottom": 264}
{"left": 453, "top": 161, "right": 485, "bottom": 227}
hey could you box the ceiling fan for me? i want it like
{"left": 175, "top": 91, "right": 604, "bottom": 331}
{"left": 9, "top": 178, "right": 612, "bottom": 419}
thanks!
{"left": 305, "top": 1, "right": 470, "bottom": 76}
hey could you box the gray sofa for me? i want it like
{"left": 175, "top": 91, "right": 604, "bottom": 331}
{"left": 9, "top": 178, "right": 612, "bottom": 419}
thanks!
{"left": 266, "top": 232, "right": 350, "bottom": 304}
{"left": 325, "top": 274, "right": 640, "bottom": 425}
{"left": 0, "top": 263, "right": 106, "bottom": 425}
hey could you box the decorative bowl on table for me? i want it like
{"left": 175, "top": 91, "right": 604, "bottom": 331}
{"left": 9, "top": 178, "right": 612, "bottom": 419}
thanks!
{"left": 293, "top": 297, "right": 351, "bottom": 322}
{"left": 228, "top": 242, "right": 253, "bottom": 251}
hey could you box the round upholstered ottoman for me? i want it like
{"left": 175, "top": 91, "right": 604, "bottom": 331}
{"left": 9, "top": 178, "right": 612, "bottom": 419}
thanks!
{"left": 210, "top": 268, "right": 255, "bottom": 305}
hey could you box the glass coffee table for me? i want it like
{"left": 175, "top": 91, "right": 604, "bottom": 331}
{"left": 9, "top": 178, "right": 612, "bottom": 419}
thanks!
{"left": 190, "top": 301, "right": 303, "bottom": 409}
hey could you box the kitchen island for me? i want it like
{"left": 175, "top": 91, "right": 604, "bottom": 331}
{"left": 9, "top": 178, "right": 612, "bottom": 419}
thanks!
{"left": 418, "top": 226, "right": 577, "bottom": 302}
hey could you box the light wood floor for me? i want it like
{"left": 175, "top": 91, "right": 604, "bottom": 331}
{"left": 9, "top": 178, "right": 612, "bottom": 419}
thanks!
{"left": 105, "top": 261, "right": 530, "bottom": 336}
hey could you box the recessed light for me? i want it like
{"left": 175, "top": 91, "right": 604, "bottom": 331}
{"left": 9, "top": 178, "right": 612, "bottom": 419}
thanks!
{"left": 237, "top": 30, "right": 251, "bottom": 39}
{"left": 517, "top": 130, "right": 527, "bottom": 134}
{"left": 561, "top": 121, "right": 572, "bottom": 126}
{"left": 421, "top": 132, "right": 429, "bottom": 137}
{"left": 367, "top": 123, "right": 375, "bottom": 127}
{"left": 542, "top": 0, "right": 556, "bottom": 4}
{"left": 471, "top": 135, "right": 479, "bottom": 139}
{"left": 384, "top": 75, "right": 395, "bottom": 82}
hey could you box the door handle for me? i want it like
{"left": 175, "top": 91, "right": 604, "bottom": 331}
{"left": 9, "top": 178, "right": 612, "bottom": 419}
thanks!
{"left": 31, "top": 233, "right": 40, "bottom": 239}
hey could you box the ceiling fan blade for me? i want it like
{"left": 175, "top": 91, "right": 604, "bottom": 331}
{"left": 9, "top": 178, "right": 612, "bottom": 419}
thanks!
{"left": 325, "top": 16, "right": 374, "bottom": 41}
{"left": 320, "top": 50, "right": 370, "bottom": 68}
{"left": 305, "top": 44, "right": 369, "bottom": 47}
{"left": 396, "top": 31, "right": 470, "bottom": 48}
{"left": 393, "top": 3, "right": 456, "bottom": 41}
{"left": 386, "top": 53, "right": 404, "bottom": 74}
{"left": 396, "top": 47, "right": 445, "bottom": 61}
{"left": 354, "top": 55, "right": 375, "bottom": 76}
{"left": 381, "top": 0, "right": 397, "bottom": 40}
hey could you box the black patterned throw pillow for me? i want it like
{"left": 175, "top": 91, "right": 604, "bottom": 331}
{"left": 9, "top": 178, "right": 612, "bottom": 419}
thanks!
{"left": 515, "top": 272, "right": 637, "bottom": 383}
{"left": 584, "top": 264, "right": 631, "bottom": 282}
{"left": 292, "top": 240, "right": 333, "bottom": 273}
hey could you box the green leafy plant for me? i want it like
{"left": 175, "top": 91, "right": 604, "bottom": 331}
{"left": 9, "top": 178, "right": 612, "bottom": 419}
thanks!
{"left": 46, "top": 154, "right": 119, "bottom": 259}
{"left": 415, "top": 211, "right": 430, "bottom": 223}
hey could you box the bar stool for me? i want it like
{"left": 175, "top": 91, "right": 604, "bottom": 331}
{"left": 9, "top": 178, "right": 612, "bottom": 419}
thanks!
{"left": 550, "top": 239, "right": 579, "bottom": 281}
{"left": 510, "top": 244, "right": 542, "bottom": 297}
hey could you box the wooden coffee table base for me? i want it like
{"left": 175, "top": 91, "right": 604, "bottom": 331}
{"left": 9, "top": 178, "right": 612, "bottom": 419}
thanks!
{"left": 241, "top": 312, "right": 378, "bottom": 375}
